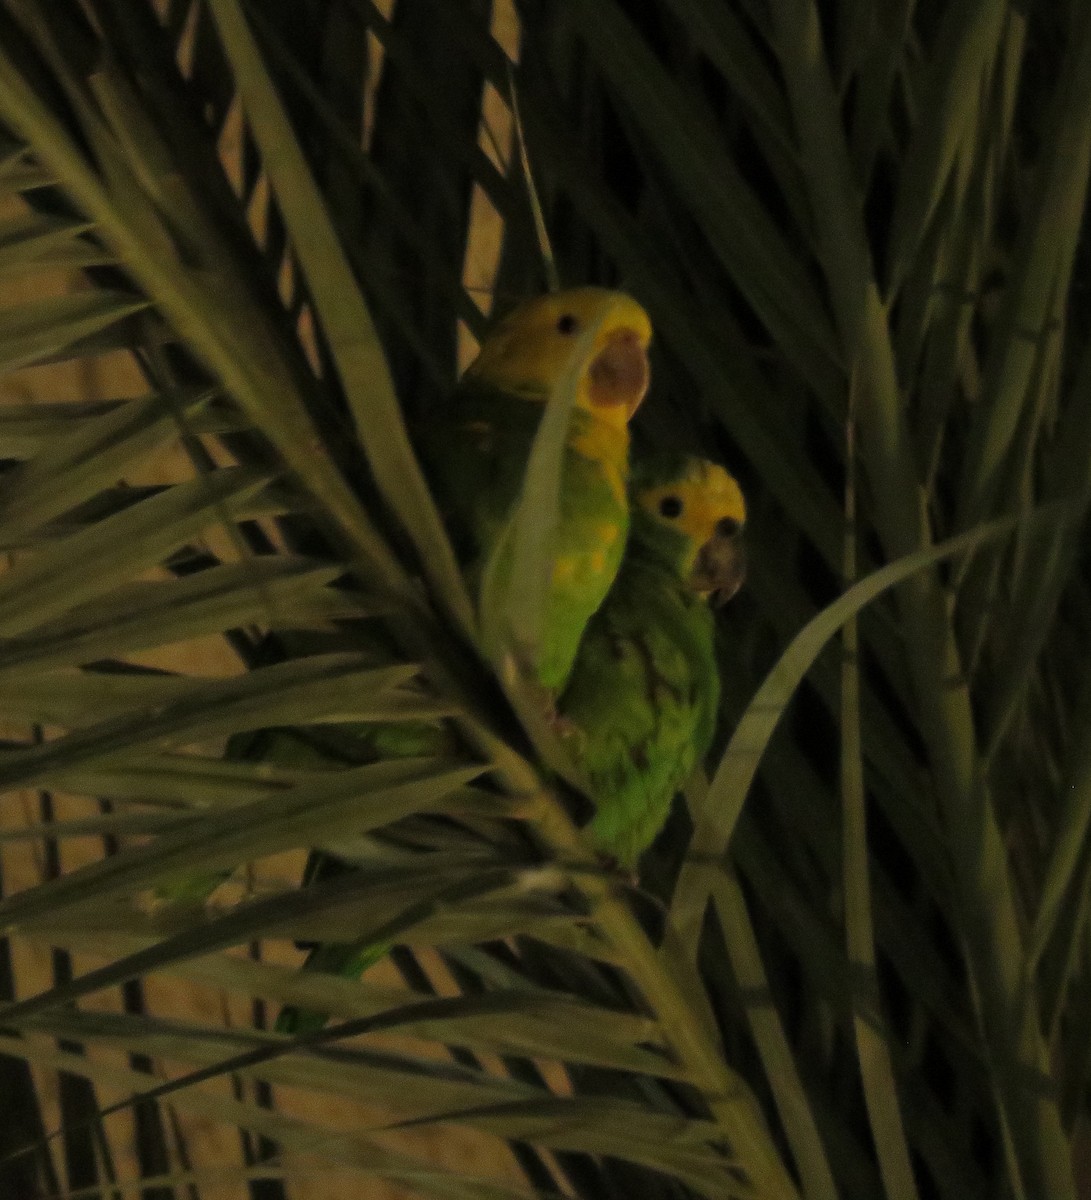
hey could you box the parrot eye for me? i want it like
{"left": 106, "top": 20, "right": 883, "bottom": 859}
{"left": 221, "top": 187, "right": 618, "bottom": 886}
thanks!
{"left": 659, "top": 496, "right": 684, "bottom": 519}
{"left": 716, "top": 516, "right": 741, "bottom": 537}
{"left": 556, "top": 313, "right": 579, "bottom": 334}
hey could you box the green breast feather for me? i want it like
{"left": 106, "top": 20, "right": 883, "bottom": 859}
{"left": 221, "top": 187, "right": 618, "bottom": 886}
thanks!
{"left": 420, "top": 380, "right": 629, "bottom": 691}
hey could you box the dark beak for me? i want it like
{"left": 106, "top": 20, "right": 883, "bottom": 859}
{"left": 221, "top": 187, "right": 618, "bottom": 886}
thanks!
{"left": 690, "top": 531, "right": 746, "bottom": 606}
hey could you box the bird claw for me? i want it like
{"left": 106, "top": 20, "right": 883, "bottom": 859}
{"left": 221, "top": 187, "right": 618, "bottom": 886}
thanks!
{"left": 548, "top": 708, "right": 580, "bottom": 740}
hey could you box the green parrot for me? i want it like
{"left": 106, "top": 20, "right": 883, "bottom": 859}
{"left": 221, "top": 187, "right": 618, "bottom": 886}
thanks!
{"left": 260, "top": 291, "right": 655, "bottom": 1035}
{"left": 418, "top": 286, "right": 652, "bottom": 692}
{"left": 274, "top": 456, "right": 746, "bottom": 1034}
{"left": 157, "top": 289, "right": 647, "bottom": 887}
{"left": 556, "top": 455, "right": 747, "bottom": 869}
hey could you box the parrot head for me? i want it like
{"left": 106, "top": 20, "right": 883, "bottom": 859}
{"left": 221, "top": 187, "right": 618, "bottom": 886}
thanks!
{"left": 633, "top": 456, "right": 747, "bottom": 604}
{"left": 463, "top": 287, "right": 652, "bottom": 422}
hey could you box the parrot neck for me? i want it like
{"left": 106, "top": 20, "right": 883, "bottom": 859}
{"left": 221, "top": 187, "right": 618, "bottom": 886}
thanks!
{"left": 460, "top": 373, "right": 628, "bottom": 426}
{"left": 567, "top": 407, "right": 629, "bottom": 472}
{"left": 628, "top": 511, "right": 697, "bottom": 583}
{"left": 458, "top": 377, "right": 628, "bottom": 471}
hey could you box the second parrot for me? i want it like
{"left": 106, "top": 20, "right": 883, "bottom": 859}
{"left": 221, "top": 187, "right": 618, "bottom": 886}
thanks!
{"left": 557, "top": 454, "right": 746, "bottom": 869}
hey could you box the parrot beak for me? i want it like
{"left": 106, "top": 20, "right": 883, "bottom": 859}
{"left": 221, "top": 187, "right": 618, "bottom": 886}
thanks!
{"left": 587, "top": 327, "right": 650, "bottom": 419}
{"left": 689, "top": 526, "right": 746, "bottom": 606}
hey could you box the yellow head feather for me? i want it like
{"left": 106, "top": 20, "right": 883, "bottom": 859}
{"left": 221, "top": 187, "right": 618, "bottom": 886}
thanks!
{"left": 464, "top": 287, "right": 652, "bottom": 424}
{"left": 637, "top": 459, "right": 746, "bottom": 546}
{"left": 636, "top": 457, "right": 747, "bottom": 601}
